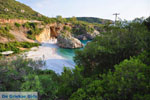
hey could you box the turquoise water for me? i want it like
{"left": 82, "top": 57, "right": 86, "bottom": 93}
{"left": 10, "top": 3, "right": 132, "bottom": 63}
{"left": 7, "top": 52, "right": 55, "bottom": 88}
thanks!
{"left": 57, "top": 40, "right": 90, "bottom": 60}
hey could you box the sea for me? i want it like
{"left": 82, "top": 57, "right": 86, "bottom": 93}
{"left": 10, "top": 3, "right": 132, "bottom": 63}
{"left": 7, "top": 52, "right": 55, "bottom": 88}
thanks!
{"left": 57, "top": 40, "right": 90, "bottom": 60}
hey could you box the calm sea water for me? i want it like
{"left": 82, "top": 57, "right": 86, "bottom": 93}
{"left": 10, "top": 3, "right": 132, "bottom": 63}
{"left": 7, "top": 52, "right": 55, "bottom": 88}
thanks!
{"left": 57, "top": 40, "right": 90, "bottom": 60}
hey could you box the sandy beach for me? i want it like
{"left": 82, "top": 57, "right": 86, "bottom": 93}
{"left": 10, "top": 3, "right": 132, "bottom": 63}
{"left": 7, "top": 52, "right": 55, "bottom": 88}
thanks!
{"left": 26, "top": 39, "right": 75, "bottom": 74}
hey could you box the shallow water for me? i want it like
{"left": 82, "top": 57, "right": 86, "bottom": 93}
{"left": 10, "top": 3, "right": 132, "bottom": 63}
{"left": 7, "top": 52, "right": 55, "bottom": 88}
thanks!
{"left": 57, "top": 40, "right": 90, "bottom": 60}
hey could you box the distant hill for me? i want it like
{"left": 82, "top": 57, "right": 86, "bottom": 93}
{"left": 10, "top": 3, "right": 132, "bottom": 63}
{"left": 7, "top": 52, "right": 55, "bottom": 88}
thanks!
{"left": 75, "top": 17, "right": 113, "bottom": 24}
{"left": 0, "top": 0, "right": 42, "bottom": 20}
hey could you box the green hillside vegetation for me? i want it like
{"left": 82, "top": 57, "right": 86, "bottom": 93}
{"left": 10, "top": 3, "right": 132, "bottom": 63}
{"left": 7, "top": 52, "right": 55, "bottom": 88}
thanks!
{"left": 72, "top": 23, "right": 95, "bottom": 35}
{"left": 0, "top": 17, "right": 150, "bottom": 100}
{"left": 0, "top": 0, "right": 39, "bottom": 19}
{"left": 0, "top": 25, "right": 15, "bottom": 39}
{"left": 67, "top": 17, "right": 113, "bottom": 24}
{"left": 23, "top": 22, "right": 43, "bottom": 40}
{"left": 0, "top": 0, "right": 57, "bottom": 24}
{"left": 0, "top": 42, "right": 39, "bottom": 54}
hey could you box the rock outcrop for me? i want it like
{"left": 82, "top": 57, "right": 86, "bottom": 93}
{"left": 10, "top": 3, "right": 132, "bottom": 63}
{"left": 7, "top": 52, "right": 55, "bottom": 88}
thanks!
{"left": 36, "top": 26, "right": 51, "bottom": 42}
{"left": 35, "top": 23, "right": 65, "bottom": 42}
{"left": 57, "top": 32, "right": 83, "bottom": 49}
{"left": 76, "top": 30, "right": 100, "bottom": 40}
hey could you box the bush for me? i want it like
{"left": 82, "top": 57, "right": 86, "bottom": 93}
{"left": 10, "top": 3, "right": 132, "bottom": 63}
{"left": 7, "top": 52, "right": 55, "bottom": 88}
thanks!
{"left": 0, "top": 56, "right": 44, "bottom": 91}
{"left": 0, "top": 42, "right": 39, "bottom": 53}
{"left": 63, "top": 26, "right": 71, "bottom": 31}
{"left": 72, "top": 23, "right": 94, "bottom": 35}
{"left": 57, "top": 66, "right": 83, "bottom": 99}
{"left": 15, "top": 22, "right": 21, "bottom": 28}
{"left": 0, "top": 26, "right": 15, "bottom": 39}
{"left": 23, "top": 22, "right": 43, "bottom": 40}
{"left": 70, "top": 57, "right": 150, "bottom": 100}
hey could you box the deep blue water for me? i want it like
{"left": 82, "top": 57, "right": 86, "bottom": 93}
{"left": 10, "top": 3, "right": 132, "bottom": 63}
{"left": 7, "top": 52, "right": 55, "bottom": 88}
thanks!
{"left": 57, "top": 40, "right": 90, "bottom": 60}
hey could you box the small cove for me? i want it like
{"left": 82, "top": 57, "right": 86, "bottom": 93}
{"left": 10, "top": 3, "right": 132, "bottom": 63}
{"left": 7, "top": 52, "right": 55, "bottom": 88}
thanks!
{"left": 26, "top": 39, "right": 90, "bottom": 74}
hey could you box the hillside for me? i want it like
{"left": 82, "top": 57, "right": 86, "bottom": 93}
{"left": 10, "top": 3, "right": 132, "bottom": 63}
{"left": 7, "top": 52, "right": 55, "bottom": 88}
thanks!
{"left": 0, "top": 0, "right": 43, "bottom": 20}
{"left": 68, "top": 17, "right": 113, "bottom": 24}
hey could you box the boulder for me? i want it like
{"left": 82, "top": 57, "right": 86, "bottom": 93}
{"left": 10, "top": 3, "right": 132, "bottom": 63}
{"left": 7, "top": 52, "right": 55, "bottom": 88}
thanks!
{"left": 57, "top": 33, "right": 83, "bottom": 49}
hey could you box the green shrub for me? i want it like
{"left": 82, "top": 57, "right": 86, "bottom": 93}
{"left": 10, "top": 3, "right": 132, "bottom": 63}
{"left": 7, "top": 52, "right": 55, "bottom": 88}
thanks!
{"left": 63, "top": 26, "right": 71, "bottom": 31}
{"left": 57, "top": 66, "right": 84, "bottom": 99}
{"left": 15, "top": 22, "right": 21, "bottom": 28}
{"left": 0, "top": 26, "right": 15, "bottom": 39}
{"left": 70, "top": 57, "right": 150, "bottom": 100}
{"left": 0, "top": 42, "right": 39, "bottom": 53}
{"left": 23, "top": 22, "right": 43, "bottom": 40}
{"left": 72, "top": 23, "right": 94, "bottom": 35}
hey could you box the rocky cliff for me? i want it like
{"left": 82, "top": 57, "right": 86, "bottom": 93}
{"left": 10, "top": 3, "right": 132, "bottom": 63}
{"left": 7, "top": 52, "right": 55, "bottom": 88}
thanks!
{"left": 57, "top": 32, "right": 83, "bottom": 49}
{"left": 0, "top": 19, "right": 100, "bottom": 48}
{"left": 35, "top": 22, "right": 100, "bottom": 48}
{"left": 36, "top": 26, "right": 51, "bottom": 42}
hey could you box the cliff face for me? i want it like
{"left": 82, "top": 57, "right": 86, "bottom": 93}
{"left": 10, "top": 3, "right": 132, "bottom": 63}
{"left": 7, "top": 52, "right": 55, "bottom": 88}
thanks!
{"left": 35, "top": 22, "right": 101, "bottom": 48}
{"left": 35, "top": 23, "right": 64, "bottom": 42}
{"left": 36, "top": 26, "right": 51, "bottom": 42}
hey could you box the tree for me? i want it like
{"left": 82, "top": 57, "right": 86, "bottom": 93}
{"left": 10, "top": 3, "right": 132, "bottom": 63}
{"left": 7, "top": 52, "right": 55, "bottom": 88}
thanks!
{"left": 74, "top": 20, "right": 150, "bottom": 76}
{"left": 70, "top": 57, "right": 150, "bottom": 100}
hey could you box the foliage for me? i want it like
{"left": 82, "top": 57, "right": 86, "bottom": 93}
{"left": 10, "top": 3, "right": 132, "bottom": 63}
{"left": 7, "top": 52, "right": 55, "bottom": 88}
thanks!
{"left": 0, "top": 0, "right": 38, "bottom": 19}
{"left": 0, "top": 0, "right": 58, "bottom": 24}
{"left": 74, "top": 20, "right": 150, "bottom": 76}
{"left": 144, "top": 16, "right": 150, "bottom": 31}
{"left": 63, "top": 26, "right": 71, "bottom": 32}
{"left": 0, "top": 56, "right": 59, "bottom": 100}
{"left": 67, "top": 17, "right": 112, "bottom": 24}
{"left": 0, "top": 42, "right": 39, "bottom": 53}
{"left": 14, "top": 22, "right": 21, "bottom": 28}
{"left": 21, "top": 74, "right": 44, "bottom": 94}
{"left": 57, "top": 66, "right": 84, "bottom": 99}
{"left": 70, "top": 57, "right": 150, "bottom": 100}
{"left": 56, "top": 15, "right": 67, "bottom": 23}
{"left": 0, "top": 17, "right": 150, "bottom": 100}
{"left": 72, "top": 23, "right": 94, "bottom": 35}
{"left": 0, "top": 26, "right": 15, "bottom": 39}
{"left": 0, "top": 56, "right": 44, "bottom": 91}
{"left": 23, "top": 22, "right": 43, "bottom": 40}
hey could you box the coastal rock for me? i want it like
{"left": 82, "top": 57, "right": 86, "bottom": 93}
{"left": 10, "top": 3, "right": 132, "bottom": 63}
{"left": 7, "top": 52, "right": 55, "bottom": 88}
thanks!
{"left": 76, "top": 30, "right": 100, "bottom": 40}
{"left": 57, "top": 33, "right": 83, "bottom": 49}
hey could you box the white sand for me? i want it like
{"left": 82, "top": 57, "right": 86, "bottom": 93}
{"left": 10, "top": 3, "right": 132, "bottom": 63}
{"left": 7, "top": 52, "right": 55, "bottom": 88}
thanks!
{"left": 26, "top": 39, "right": 75, "bottom": 74}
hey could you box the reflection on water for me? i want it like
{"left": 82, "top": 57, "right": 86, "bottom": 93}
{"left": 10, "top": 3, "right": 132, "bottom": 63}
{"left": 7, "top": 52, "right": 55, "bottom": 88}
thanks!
{"left": 57, "top": 40, "right": 91, "bottom": 60}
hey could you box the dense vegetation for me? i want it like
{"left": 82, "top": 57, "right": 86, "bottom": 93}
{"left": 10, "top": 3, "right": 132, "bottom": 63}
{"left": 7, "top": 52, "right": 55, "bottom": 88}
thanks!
{"left": 67, "top": 17, "right": 113, "bottom": 24}
{"left": 0, "top": 42, "right": 39, "bottom": 54}
{"left": 72, "top": 22, "right": 95, "bottom": 35}
{"left": 0, "top": 0, "right": 57, "bottom": 24}
{"left": 74, "top": 19, "right": 150, "bottom": 76}
{"left": 0, "top": 0, "right": 39, "bottom": 19}
{"left": 0, "top": 25, "right": 15, "bottom": 39}
{"left": 0, "top": 17, "right": 150, "bottom": 100}
{"left": 23, "top": 22, "right": 43, "bottom": 40}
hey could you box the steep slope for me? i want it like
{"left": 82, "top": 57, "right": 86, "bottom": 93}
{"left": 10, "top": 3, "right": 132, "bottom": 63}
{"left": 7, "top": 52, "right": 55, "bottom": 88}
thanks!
{"left": 0, "top": 0, "right": 42, "bottom": 20}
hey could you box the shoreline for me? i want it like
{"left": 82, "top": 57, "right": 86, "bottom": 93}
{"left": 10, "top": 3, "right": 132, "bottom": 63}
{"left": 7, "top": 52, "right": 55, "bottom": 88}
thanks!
{"left": 26, "top": 39, "right": 75, "bottom": 74}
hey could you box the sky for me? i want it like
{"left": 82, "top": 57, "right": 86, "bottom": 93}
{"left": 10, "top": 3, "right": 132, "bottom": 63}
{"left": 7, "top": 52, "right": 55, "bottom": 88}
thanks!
{"left": 16, "top": 0, "right": 150, "bottom": 21}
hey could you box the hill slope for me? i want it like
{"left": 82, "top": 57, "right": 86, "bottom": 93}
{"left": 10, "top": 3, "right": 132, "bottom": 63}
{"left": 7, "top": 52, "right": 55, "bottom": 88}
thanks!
{"left": 76, "top": 17, "right": 112, "bottom": 24}
{"left": 0, "top": 0, "right": 41, "bottom": 19}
